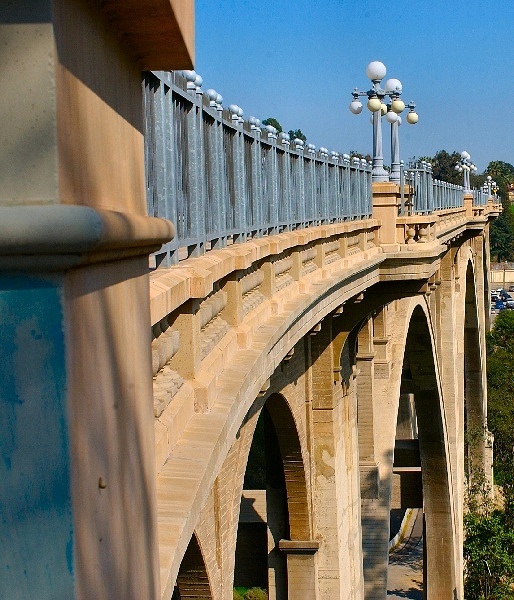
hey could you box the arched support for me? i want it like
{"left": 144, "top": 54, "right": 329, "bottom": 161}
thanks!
{"left": 405, "top": 306, "right": 459, "bottom": 598}
{"left": 172, "top": 533, "right": 213, "bottom": 599}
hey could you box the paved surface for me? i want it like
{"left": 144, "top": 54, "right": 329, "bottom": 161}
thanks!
{"left": 387, "top": 509, "right": 423, "bottom": 599}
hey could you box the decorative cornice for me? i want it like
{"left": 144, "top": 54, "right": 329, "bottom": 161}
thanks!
{"left": 0, "top": 205, "right": 174, "bottom": 271}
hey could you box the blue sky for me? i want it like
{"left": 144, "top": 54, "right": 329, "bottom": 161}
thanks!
{"left": 194, "top": 0, "right": 513, "bottom": 172}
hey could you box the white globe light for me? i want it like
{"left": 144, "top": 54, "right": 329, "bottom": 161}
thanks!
{"left": 391, "top": 99, "right": 405, "bottom": 114}
{"left": 367, "top": 97, "right": 382, "bottom": 112}
{"left": 461, "top": 150, "right": 470, "bottom": 160}
{"left": 386, "top": 111, "right": 399, "bottom": 123}
{"left": 349, "top": 100, "right": 363, "bottom": 114}
{"left": 380, "top": 103, "right": 388, "bottom": 115}
{"left": 384, "top": 78, "right": 402, "bottom": 93}
{"left": 205, "top": 89, "right": 218, "bottom": 102}
{"left": 406, "top": 111, "right": 418, "bottom": 124}
{"left": 366, "top": 61, "right": 387, "bottom": 81}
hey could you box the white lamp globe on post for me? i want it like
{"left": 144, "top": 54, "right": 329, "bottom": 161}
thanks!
{"left": 349, "top": 62, "right": 418, "bottom": 184}
{"left": 384, "top": 77, "right": 418, "bottom": 184}
{"left": 348, "top": 60, "right": 389, "bottom": 182}
{"left": 455, "top": 151, "right": 476, "bottom": 192}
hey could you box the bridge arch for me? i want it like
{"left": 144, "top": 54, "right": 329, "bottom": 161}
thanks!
{"left": 233, "top": 391, "right": 315, "bottom": 599}
{"left": 403, "top": 302, "right": 458, "bottom": 597}
{"left": 348, "top": 295, "right": 460, "bottom": 599}
{"left": 172, "top": 532, "right": 212, "bottom": 599}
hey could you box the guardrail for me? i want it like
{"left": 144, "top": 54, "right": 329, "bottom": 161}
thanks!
{"left": 405, "top": 162, "right": 488, "bottom": 214}
{"left": 144, "top": 72, "right": 493, "bottom": 265}
{"left": 144, "top": 71, "right": 372, "bottom": 265}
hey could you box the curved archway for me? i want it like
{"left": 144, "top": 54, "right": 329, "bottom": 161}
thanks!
{"left": 172, "top": 533, "right": 212, "bottom": 599}
{"left": 403, "top": 304, "right": 458, "bottom": 597}
{"left": 235, "top": 392, "right": 314, "bottom": 600}
{"left": 463, "top": 259, "right": 488, "bottom": 482}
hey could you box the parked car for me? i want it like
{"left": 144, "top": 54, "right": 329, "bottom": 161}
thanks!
{"left": 495, "top": 299, "right": 506, "bottom": 310}
{"left": 509, "top": 285, "right": 514, "bottom": 292}
{"left": 506, "top": 299, "right": 514, "bottom": 309}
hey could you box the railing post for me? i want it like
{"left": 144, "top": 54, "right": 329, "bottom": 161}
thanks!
{"left": 372, "top": 182, "right": 400, "bottom": 249}
{"left": 279, "top": 133, "right": 292, "bottom": 231}
{"left": 249, "top": 119, "right": 264, "bottom": 237}
{"left": 205, "top": 90, "right": 226, "bottom": 250}
{"left": 293, "top": 140, "right": 306, "bottom": 228}
{"left": 229, "top": 105, "right": 247, "bottom": 243}
{"left": 185, "top": 73, "right": 206, "bottom": 257}
{"left": 265, "top": 127, "right": 280, "bottom": 235}
{"left": 463, "top": 192, "right": 474, "bottom": 217}
{"left": 306, "top": 144, "right": 317, "bottom": 225}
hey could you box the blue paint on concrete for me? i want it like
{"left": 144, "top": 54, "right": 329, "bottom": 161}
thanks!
{"left": 0, "top": 275, "right": 75, "bottom": 598}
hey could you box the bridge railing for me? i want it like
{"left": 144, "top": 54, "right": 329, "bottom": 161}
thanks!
{"left": 144, "top": 71, "right": 372, "bottom": 265}
{"left": 405, "top": 162, "right": 488, "bottom": 214}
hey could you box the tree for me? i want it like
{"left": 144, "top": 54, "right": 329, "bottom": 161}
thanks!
{"left": 287, "top": 128, "right": 307, "bottom": 143}
{"left": 425, "top": 149, "right": 462, "bottom": 184}
{"left": 486, "top": 160, "right": 514, "bottom": 201}
{"left": 464, "top": 510, "right": 514, "bottom": 598}
{"left": 487, "top": 161, "right": 514, "bottom": 261}
{"left": 348, "top": 150, "right": 372, "bottom": 162}
{"left": 261, "top": 117, "right": 282, "bottom": 133}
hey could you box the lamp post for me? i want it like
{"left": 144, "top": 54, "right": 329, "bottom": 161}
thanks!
{"left": 455, "top": 151, "right": 477, "bottom": 193}
{"left": 485, "top": 175, "right": 498, "bottom": 200}
{"left": 349, "top": 61, "right": 418, "bottom": 183}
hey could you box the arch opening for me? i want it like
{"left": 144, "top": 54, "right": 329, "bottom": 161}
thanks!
{"left": 235, "top": 393, "right": 311, "bottom": 600}
{"left": 172, "top": 533, "right": 212, "bottom": 600}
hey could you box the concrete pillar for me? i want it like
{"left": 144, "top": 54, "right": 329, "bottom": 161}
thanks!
{"left": 279, "top": 540, "right": 320, "bottom": 600}
{"left": 0, "top": 1, "right": 193, "bottom": 598}
{"left": 372, "top": 182, "right": 400, "bottom": 249}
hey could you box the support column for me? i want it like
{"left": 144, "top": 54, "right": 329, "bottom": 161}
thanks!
{"left": 310, "top": 318, "right": 363, "bottom": 599}
{"left": 0, "top": 2, "right": 192, "bottom": 598}
{"left": 279, "top": 540, "right": 320, "bottom": 600}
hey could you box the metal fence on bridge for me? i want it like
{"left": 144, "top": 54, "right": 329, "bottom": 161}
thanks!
{"left": 144, "top": 71, "right": 372, "bottom": 265}
{"left": 144, "top": 71, "right": 490, "bottom": 265}
{"left": 405, "top": 162, "right": 488, "bottom": 214}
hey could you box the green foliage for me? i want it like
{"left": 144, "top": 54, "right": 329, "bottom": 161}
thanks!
{"left": 428, "top": 149, "right": 463, "bottom": 184}
{"left": 464, "top": 510, "right": 514, "bottom": 598}
{"left": 262, "top": 118, "right": 283, "bottom": 133}
{"left": 487, "top": 160, "right": 514, "bottom": 202}
{"left": 490, "top": 209, "right": 514, "bottom": 261}
{"left": 233, "top": 590, "right": 244, "bottom": 600}
{"left": 487, "top": 309, "right": 514, "bottom": 353}
{"left": 487, "top": 310, "right": 514, "bottom": 496}
{"left": 288, "top": 128, "right": 307, "bottom": 142}
{"left": 244, "top": 588, "right": 268, "bottom": 600}
{"left": 349, "top": 150, "right": 372, "bottom": 162}
{"left": 486, "top": 161, "right": 514, "bottom": 261}
{"left": 464, "top": 309, "right": 514, "bottom": 596}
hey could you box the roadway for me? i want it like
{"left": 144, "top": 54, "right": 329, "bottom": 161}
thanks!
{"left": 387, "top": 509, "right": 424, "bottom": 599}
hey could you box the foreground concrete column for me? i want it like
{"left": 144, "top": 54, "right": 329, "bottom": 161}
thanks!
{"left": 0, "top": 2, "right": 193, "bottom": 598}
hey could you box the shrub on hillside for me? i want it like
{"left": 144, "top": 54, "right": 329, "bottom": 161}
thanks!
{"left": 244, "top": 588, "right": 268, "bottom": 600}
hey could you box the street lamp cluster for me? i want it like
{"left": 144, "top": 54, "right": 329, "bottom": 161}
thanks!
{"left": 483, "top": 175, "right": 498, "bottom": 200}
{"left": 349, "top": 61, "right": 418, "bottom": 183}
{"left": 454, "top": 151, "right": 477, "bottom": 193}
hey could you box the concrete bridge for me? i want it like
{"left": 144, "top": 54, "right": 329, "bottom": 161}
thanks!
{"left": 0, "top": 3, "right": 500, "bottom": 600}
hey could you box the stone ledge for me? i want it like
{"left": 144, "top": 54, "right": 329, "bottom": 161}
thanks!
{"left": 278, "top": 539, "right": 320, "bottom": 554}
{"left": 0, "top": 205, "right": 174, "bottom": 270}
